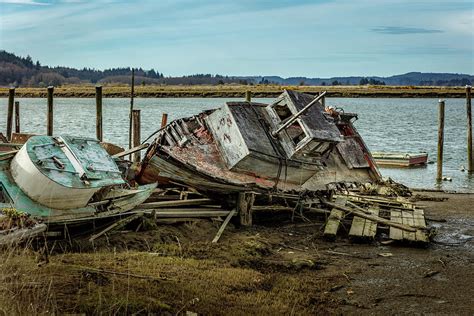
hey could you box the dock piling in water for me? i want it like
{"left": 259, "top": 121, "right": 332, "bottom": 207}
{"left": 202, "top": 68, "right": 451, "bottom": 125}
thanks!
{"left": 96, "top": 85, "right": 103, "bottom": 142}
{"left": 6, "top": 88, "right": 15, "bottom": 141}
{"left": 128, "top": 69, "right": 135, "bottom": 150}
{"left": 132, "top": 109, "right": 141, "bottom": 162}
{"left": 245, "top": 90, "right": 252, "bottom": 102}
{"left": 14, "top": 101, "right": 20, "bottom": 133}
{"left": 466, "top": 85, "right": 472, "bottom": 172}
{"left": 161, "top": 113, "right": 168, "bottom": 128}
{"left": 47, "top": 86, "right": 54, "bottom": 136}
{"left": 437, "top": 99, "right": 445, "bottom": 181}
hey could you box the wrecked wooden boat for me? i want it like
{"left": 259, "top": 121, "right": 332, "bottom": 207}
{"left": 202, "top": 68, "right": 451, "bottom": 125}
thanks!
{"left": 139, "top": 90, "right": 381, "bottom": 196}
{"left": 0, "top": 135, "right": 156, "bottom": 226}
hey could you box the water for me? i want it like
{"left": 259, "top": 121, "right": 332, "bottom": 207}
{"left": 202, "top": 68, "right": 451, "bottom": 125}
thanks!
{"left": 0, "top": 97, "right": 472, "bottom": 192}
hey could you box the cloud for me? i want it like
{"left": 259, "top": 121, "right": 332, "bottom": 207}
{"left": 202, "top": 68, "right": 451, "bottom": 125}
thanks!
{"left": 0, "top": 0, "right": 50, "bottom": 5}
{"left": 371, "top": 26, "right": 443, "bottom": 35}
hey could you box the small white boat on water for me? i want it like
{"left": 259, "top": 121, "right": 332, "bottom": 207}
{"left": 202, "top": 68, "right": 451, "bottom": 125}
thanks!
{"left": 371, "top": 152, "right": 428, "bottom": 167}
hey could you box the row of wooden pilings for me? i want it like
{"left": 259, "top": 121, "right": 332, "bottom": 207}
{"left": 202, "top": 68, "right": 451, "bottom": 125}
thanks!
{"left": 5, "top": 85, "right": 171, "bottom": 162}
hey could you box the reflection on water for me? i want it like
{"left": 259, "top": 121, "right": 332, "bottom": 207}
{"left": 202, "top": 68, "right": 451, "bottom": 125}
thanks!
{"left": 0, "top": 97, "right": 472, "bottom": 192}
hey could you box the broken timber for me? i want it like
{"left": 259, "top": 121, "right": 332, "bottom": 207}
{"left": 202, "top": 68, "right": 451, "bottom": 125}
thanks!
{"left": 323, "top": 196, "right": 347, "bottom": 240}
{"left": 323, "top": 194, "right": 430, "bottom": 244}
{"left": 349, "top": 206, "right": 379, "bottom": 239}
{"left": 212, "top": 209, "right": 236, "bottom": 243}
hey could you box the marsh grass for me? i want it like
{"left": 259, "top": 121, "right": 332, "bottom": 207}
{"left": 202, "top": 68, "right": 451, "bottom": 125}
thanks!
{"left": 0, "top": 84, "right": 466, "bottom": 98}
{"left": 0, "top": 231, "right": 335, "bottom": 315}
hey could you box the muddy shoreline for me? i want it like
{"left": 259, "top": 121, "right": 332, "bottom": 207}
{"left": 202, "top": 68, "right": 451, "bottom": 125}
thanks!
{"left": 0, "top": 191, "right": 472, "bottom": 314}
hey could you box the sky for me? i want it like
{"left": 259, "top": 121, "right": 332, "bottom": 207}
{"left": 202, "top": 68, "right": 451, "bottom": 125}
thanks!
{"left": 0, "top": 0, "right": 473, "bottom": 77}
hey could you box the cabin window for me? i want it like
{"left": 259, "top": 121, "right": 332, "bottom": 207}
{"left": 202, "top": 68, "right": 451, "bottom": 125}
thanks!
{"left": 287, "top": 121, "right": 306, "bottom": 146}
{"left": 273, "top": 102, "right": 292, "bottom": 122}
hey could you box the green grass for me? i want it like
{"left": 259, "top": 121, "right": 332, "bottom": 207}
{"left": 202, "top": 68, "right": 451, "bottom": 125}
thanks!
{"left": 0, "top": 84, "right": 468, "bottom": 98}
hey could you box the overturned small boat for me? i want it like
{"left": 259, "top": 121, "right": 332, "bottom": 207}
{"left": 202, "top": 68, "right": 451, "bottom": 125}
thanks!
{"left": 0, "top": 135, "right": 156, "bottom": 226}
{"left": 139, "top": 90, "right": 381, "bottom": 197}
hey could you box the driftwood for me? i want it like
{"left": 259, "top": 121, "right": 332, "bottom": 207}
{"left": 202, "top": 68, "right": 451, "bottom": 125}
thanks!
{"left": 322, "top": 200, "right": 418, "bottom": 232}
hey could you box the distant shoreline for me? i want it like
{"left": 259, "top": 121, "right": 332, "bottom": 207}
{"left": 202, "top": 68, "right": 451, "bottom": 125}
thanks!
{"left": 0, "top": 85, "right": 468, "bottom": 98}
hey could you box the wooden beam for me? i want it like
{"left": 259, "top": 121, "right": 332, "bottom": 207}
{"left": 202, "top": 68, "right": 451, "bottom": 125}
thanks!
{"left": 139, "top": 198, "right": 212, "bottom": 209}
{"left": 112, "top": 143, "right": 149, "bottom": 159}
{"left": 212, "top": 209, "right": 236, "bottom": 243}
{"left": 89, "top": 214, "right": 142, "bottom": 242}
{"left": 323, "top": 196, "right": 347, "bottom": 239}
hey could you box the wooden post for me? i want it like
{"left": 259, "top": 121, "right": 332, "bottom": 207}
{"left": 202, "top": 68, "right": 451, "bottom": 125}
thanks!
{"left": 467, "top": 85, "right": 472, "bottom": 172}
{"left": 95, "top": 85, "right": 103, "bottom": 142}
{"left": 47, "top": 86, "right": 54, "bottom": 136}
{"left": 128, "top": 69, "right": 135, "bottom": 150}
{"left": 437, "top": 99, "right": 445, "bottom": 181}
{"left": 237, "top": 192, "right": 255, "bottom": 226}
{"left": 14, "top": 101, "right": 20, "bottom": 133}
{"left": 132, "top": 109, "right": 141, "bottom": 162}
{"left": 6, "top": 88, "right": 14, "bottom": 141}
{"left": 245, "top": 90, "right": 251, "bottom": 102}
{"left": 161, "top": 113, "right": 168, "bottom": 128}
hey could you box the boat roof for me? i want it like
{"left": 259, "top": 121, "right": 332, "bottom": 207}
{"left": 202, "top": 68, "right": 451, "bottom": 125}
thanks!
{"left": 25, "top": 135, "right": 124, "bottom": 188}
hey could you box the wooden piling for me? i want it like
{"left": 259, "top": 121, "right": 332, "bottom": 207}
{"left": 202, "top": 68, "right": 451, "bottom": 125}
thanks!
{"left": 437, "top": 99, "right": 445, "bottom": 181}
{"left": 95, "top": 85, "right": 103, "bottom": 142}
{"left": 14, "top": 101, "right": 20, "bottom": 133}
{"left": 467, "top": 85, "right": 472, "bottom": 172}
{"left": 245, "top": 90, "right": 252, "bottom": 102}
{"left": 161, "top": 113, "right": 168, "bottom": 128}
{"left": 237, "top": 192, "right": 255, "bottom": 226}
{"left": 47, "top": 86, "right": 54, "bottom": 136}
{"left": 132, "top": 109, "right": 141, "bottom": 162}
{"left": 6, "top": 88, "right": 14, "bottom": 141}
{"left": 128, "top": 69, "right": 135, "bottom": 150}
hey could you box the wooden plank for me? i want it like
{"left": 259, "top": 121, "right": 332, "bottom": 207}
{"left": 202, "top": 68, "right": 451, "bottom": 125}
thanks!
{"left": 89, "top": 214, "right": 142, "bottom": 242}
{"left": 324, "top": 197, "right": 347, "bottom": 239}
{"left": 413, "top": 209, "right": 429, "bottom": 242}
{"left": 212, "top": 209, "right": 236, "bottom": 243}
{"left": 402, "top": 210, "right": 416, "bottom": 241}
{"left": 389, "top": 210, "right": 403, "bottom": 240}
{"left": 132, "top": 208, "right": 233, "bottom": 218}
{"left": 324, "top": 200, "right": 416, "bottom": 232}
{"left": 139, "top": 198, "right": 212, "bottom": 209}
{"left": 349, "top": 207, "right": 379, "bottom": 238}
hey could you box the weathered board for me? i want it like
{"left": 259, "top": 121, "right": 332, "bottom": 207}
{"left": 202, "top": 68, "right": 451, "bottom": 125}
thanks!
{"left": 349, "top": 206, "right": 379, "bottom": 238}
{"left": 389, "top": 209, "right": 429, "bottom": 243}
{"left": 324, "top": 196, "right": 347, "bottom": 239}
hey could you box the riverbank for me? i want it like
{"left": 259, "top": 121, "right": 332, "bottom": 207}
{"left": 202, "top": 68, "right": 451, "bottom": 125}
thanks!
{"left": 0, "top": 191, "right": 472, "bottom": 314}
{"left": 0, "top": 84, "right": 467, "bottom": 98}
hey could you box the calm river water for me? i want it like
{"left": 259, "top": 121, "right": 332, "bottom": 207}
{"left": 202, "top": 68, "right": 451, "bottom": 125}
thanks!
{"left": 1, "top": 97, "right": 472, "bottom": 192}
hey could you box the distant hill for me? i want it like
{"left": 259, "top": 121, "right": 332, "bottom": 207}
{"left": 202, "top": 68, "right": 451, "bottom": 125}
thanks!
{"left": 0, "top": 50, "right": 472, "bottom": 87}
